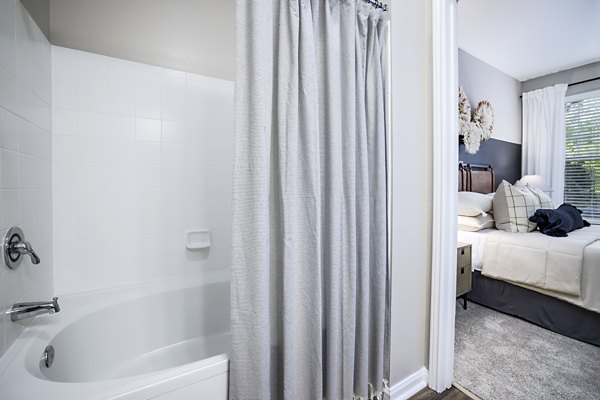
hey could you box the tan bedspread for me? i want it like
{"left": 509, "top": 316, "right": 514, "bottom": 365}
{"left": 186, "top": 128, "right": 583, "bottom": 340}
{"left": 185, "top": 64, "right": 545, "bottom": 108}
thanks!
{"left": 482, "top": 226, "right": 600, "bottom": 313}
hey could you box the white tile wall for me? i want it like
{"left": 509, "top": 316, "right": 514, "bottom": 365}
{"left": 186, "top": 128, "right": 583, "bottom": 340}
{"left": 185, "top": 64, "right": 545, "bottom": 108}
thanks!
{"left": 0, "top": 0, "right": 53, "bottom": 358}
{"left": 52, "top": 46, "right": 233, "bottom": 295}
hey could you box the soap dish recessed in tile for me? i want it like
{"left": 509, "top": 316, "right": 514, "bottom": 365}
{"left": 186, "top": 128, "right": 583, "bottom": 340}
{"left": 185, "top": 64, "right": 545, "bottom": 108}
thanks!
{"left": 186, "top": 229, "right": 210, "bottom": 250}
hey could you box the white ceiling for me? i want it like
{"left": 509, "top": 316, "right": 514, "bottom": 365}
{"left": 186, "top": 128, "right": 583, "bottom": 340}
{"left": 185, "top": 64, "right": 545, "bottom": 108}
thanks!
{"left": 48, "top": 0, "right": 235, "bottom": 80}
{"left": 458, "top": 0, "right": 600, "bottom": 81}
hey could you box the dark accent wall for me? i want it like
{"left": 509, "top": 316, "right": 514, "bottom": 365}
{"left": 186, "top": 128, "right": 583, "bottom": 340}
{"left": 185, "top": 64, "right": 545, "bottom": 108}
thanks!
{"left": 459, "top": 138, "right": 521, "bottom": 190}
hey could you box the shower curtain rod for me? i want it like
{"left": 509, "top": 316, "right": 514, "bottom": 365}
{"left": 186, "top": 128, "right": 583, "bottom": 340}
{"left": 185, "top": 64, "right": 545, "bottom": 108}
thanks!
{"left": 361, "top": 0, "right": 388, "bottom": 11}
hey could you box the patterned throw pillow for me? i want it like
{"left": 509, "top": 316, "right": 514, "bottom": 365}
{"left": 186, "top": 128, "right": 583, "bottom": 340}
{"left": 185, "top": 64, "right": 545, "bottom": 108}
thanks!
{"left": 493, "top": 180, "right": 540, "bottom": 232}
{"left": 523, "top": 183, "right": 554, "bottom": 209}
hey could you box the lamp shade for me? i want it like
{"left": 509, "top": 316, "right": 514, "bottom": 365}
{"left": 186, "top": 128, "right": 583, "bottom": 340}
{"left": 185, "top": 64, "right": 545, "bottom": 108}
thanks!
{"left": 520, "top": 175, "right": 552, "bottom": 192}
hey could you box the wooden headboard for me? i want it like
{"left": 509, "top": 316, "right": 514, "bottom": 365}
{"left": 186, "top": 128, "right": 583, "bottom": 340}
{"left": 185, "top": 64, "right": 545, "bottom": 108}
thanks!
{"left": 458, "top": 163, "right": 495, "bottom": 194}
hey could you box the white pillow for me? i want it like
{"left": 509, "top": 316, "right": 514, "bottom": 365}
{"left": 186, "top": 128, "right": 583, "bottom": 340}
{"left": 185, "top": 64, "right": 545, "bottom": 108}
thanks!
{"left": 458, "top": 214, "right": 495, "bottom": 232}
{"left": 458, "top": 191, "right": 493, "bottom": 217}
{"left": 493, "top": 180, "right": 540, "bottom": 233}
{"left": 515, "top": 181, "right": 554, "bottom": 209}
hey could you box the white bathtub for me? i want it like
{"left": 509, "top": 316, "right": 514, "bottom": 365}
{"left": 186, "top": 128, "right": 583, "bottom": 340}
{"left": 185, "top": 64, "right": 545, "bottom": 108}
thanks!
{"left": 0, "top": 270, "right": 230, "bottom": 400}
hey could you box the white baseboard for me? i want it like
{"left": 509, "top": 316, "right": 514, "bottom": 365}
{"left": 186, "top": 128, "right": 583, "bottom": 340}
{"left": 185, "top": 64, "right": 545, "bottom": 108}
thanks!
{"left": 390, "top": 367, "right": 429, "bottom": 400}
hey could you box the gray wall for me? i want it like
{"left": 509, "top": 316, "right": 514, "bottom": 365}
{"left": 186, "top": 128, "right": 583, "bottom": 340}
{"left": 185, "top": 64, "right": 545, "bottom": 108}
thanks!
{"left": 458, "top": 50, "right": 523, "bottom": 187}
{"left": 459, "top": 49, "right": 522, "bottom": 144}
{"left": 521, "top": 61, "right": 600, "bottom": 96}
{"left": 48, "top": 0, "right": 235, "bottom": 80}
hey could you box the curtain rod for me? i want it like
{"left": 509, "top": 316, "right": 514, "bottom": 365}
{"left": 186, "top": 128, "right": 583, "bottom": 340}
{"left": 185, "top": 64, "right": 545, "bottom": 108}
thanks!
{"left": 361, "top": 0, "right": 388, "bottom": 11}
{"left": 519, "top": 76, "right": 600, "bottom": 98}
{"left": 568, "top": 76, "right": 600, "bottom": 87}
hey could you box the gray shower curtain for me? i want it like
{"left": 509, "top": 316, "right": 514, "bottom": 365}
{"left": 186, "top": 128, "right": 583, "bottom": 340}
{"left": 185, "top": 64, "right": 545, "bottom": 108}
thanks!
{"left": 230, "top": 1, "right": 389, "bottom": 399}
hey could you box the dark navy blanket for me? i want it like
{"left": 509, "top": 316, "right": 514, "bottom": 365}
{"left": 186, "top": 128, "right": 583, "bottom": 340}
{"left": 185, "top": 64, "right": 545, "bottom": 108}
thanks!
{"left": 529, "top": 204, "right": 591, "bottom": 237}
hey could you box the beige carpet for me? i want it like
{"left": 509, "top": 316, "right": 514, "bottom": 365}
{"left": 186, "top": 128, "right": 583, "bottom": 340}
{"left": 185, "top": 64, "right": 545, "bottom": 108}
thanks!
{"left": 454, "top": 302, "right": 600, "bottom": 400}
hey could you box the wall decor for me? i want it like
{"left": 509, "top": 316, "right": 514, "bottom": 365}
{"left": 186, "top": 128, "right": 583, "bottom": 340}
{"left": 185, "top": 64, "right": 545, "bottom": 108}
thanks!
{"left": 473, "top": 100, "right": 494, "bottom": 141}
{"left": 458, "top": 86, "right": 471, "bottom": 136}
{"left": 462, "top": 120, "right": 483, "bottom": 154}
{"left": 458, "top": 86, "right": 495, "bottom": 154}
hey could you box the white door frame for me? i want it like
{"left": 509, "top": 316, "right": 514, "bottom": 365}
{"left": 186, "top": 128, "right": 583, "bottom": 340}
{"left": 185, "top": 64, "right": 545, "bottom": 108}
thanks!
{"left": 428, "top": 0, "right": 459, "bottom": 392}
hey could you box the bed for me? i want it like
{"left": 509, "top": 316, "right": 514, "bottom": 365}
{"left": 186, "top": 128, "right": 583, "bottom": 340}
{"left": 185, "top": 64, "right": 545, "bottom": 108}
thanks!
{"left": 458, "top": 163, "right": 600, "bottom": 346}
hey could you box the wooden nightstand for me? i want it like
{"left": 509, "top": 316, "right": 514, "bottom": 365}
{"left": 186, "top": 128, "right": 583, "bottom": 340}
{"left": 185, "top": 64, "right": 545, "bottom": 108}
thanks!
{"left": 457, "top": 242, "right": 472, "bottom": 310}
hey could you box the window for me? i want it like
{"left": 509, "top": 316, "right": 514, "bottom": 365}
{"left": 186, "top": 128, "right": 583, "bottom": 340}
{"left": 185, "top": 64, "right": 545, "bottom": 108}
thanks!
{"left": 565, "top": 90, "right": 600, "bottom": 224}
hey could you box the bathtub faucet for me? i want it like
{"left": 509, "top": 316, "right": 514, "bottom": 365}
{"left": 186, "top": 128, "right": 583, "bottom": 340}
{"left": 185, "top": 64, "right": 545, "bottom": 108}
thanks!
{"left": 10, "top": 239, "right": 41, "bottom": 265}
{"left": 10, "top": 297, "right": 60, "bottom": 321}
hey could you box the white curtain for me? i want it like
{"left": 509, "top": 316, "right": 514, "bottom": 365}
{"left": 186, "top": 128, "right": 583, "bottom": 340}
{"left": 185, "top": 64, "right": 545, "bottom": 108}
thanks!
{"left": 230, "top": 1, "right": 389, "bottom": 399}
{"left": 522, "top": 84, "right": 568, "bottom": 206}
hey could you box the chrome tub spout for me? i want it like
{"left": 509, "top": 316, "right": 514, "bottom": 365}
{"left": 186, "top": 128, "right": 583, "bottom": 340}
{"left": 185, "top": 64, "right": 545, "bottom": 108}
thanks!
{"left": 10, "top": 297, "right": 60, "bottom": 321}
